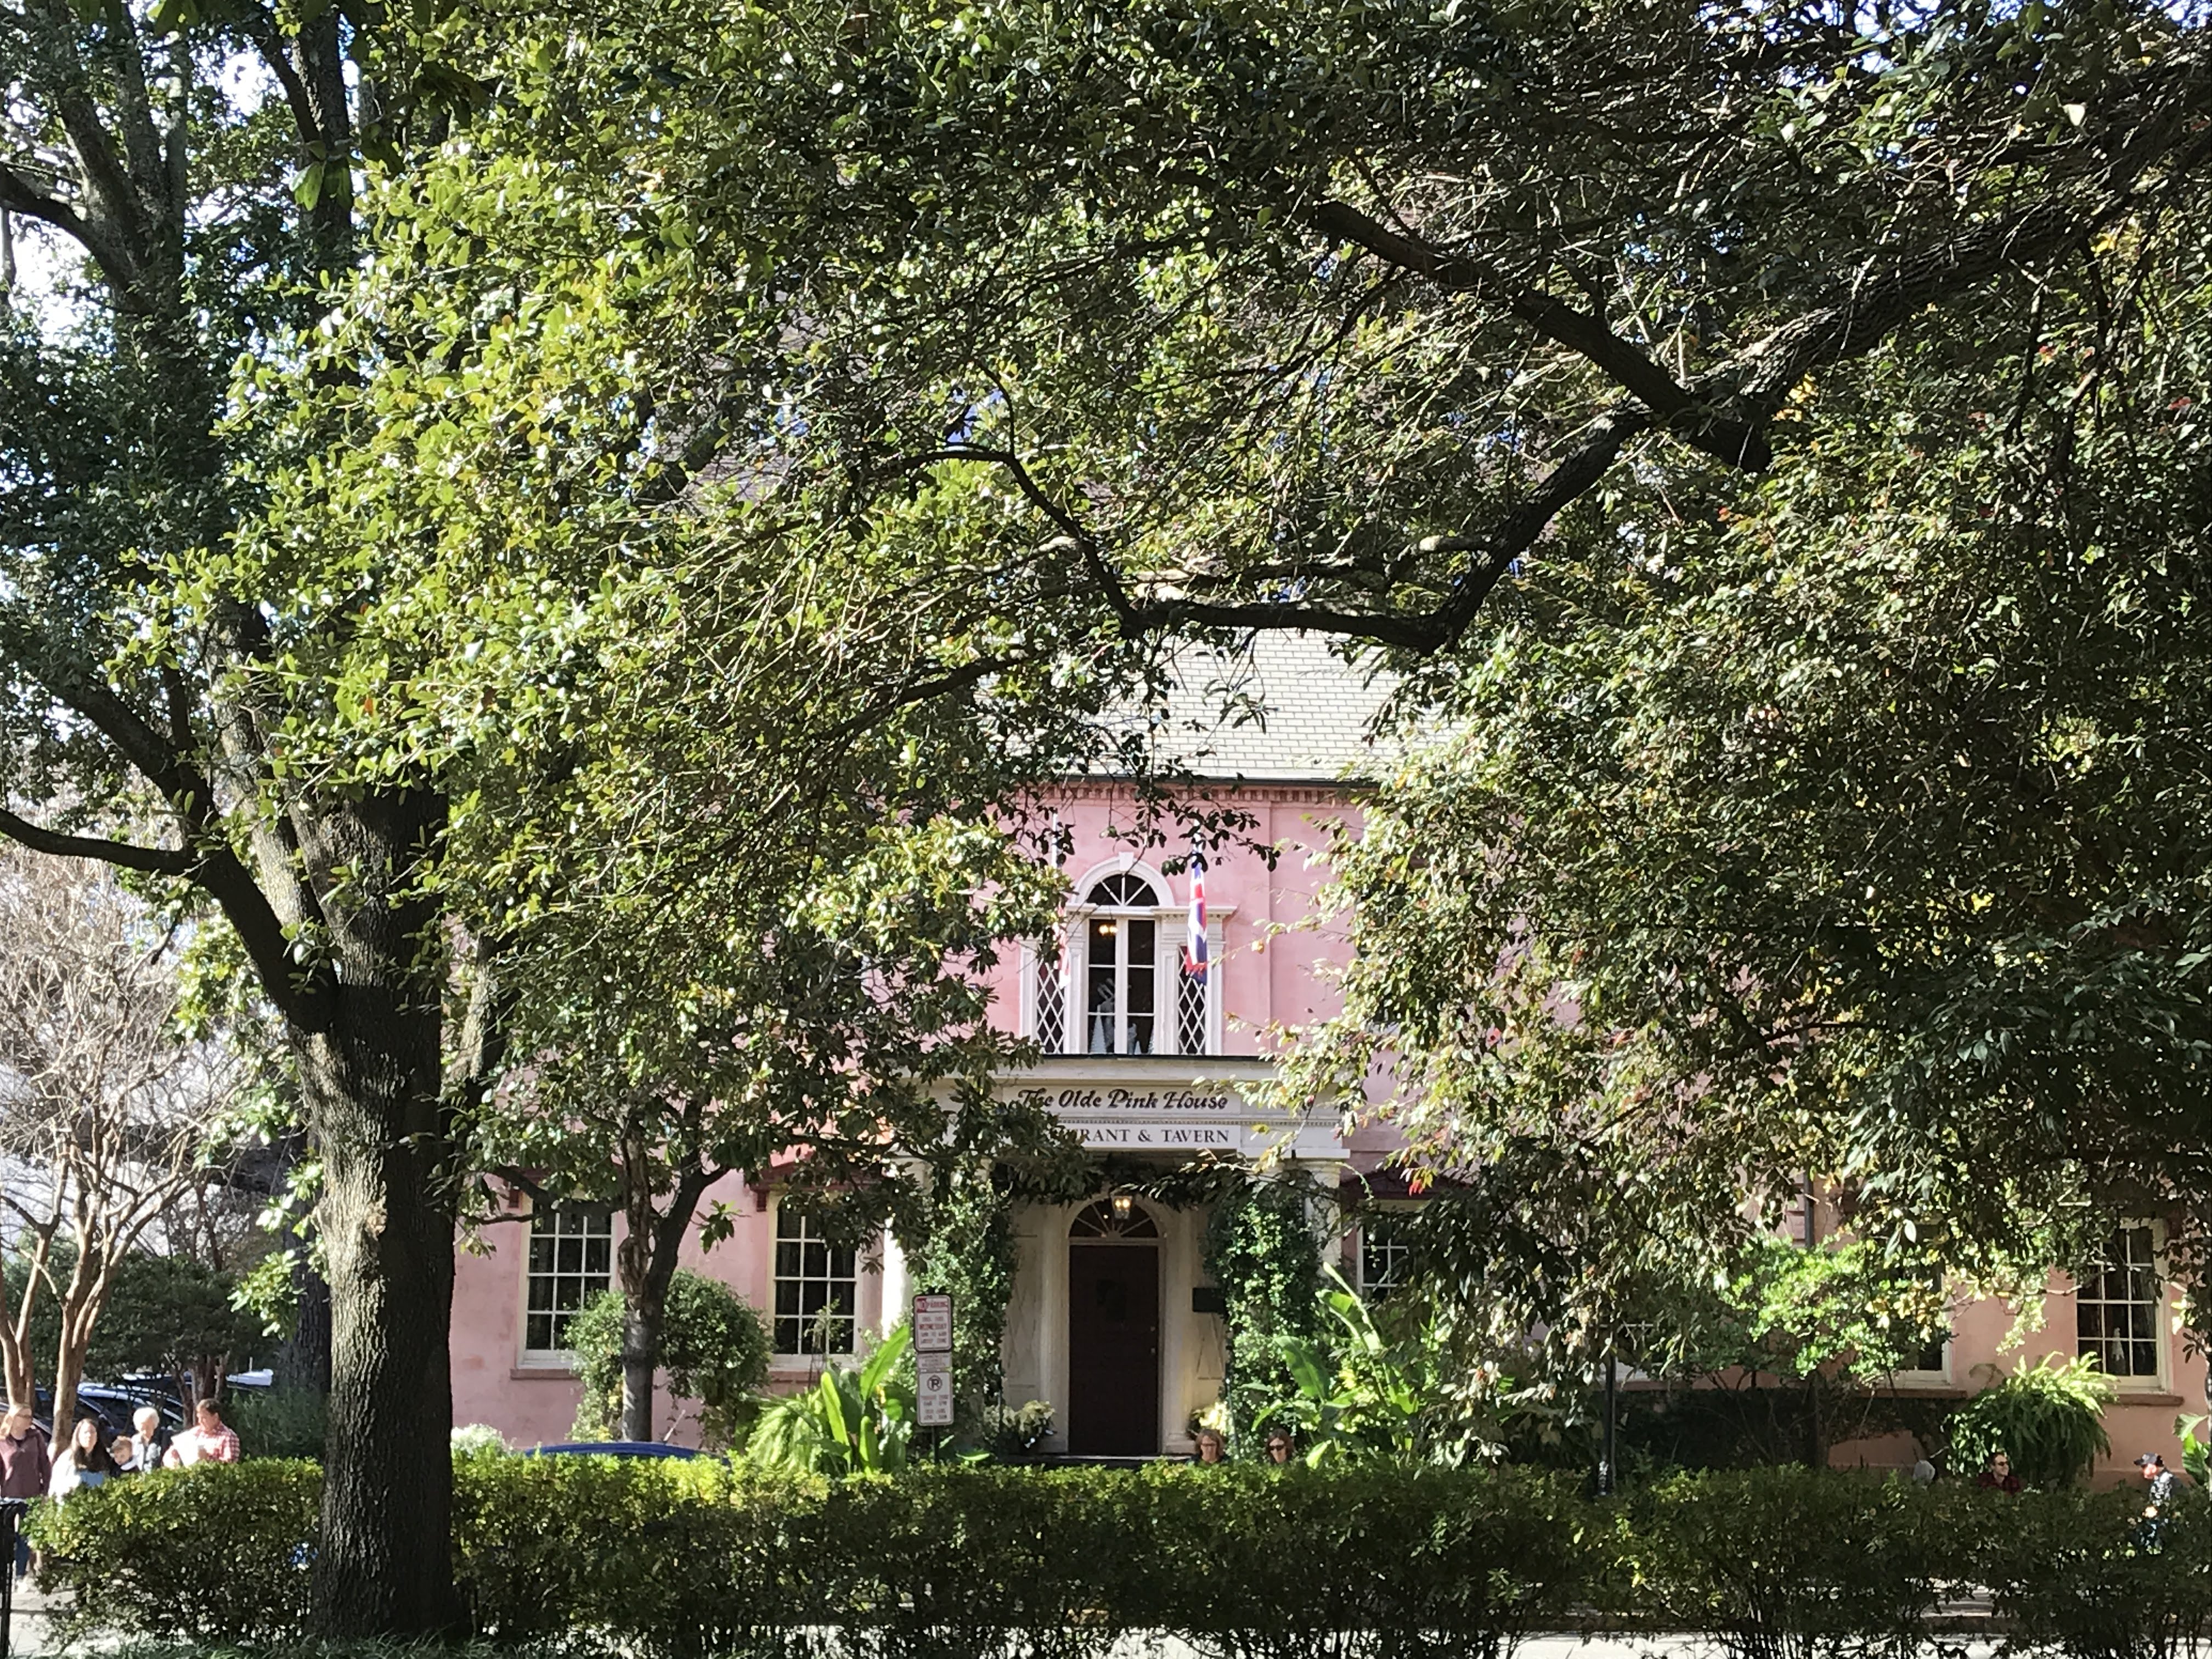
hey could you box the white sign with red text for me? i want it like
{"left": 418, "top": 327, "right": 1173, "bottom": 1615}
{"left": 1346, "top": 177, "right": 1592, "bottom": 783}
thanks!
{"left": 912, "top": 1293, "right": 954, "bottom": 1353}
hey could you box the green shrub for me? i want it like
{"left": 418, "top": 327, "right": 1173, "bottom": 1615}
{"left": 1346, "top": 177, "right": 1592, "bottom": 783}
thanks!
{"left": 225, "top": 1387, "right": 330, "bottom": 1460}
{"left": 452, "top": 1448, "right": 817, "bottom": 1655}
{"left": 567, "top": 1269, "right": 772, "bottom": 1450}
{"left": 27, "top": 1459, "right": 319, "bottom": 1645}
{"left": 34, "top": 1455, "right": 1590, "bottom": 1657}
{"left": 1949, "top": 1353, "right": 2114, "bottom": 1487}
{"left": 1981, "top": 1485, "right": 2212, "bottom": 1659}
{"left": 1615, "top": 1469, "right": 1982, "bottom": 1659}
{"left": 1205, "top": 1179, "right": 1324, "bottom": 1442}
{"left": 32, "top": 1458, "right": 2211, "bottom": 1659}
{"left": 745, "top": 1324, "right": 915, "bottom": 1475}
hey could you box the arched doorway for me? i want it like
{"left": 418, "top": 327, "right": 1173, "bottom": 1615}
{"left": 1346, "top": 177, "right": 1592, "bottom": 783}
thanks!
{"left": 1066, "top": 1198, "right": 1161, "bottom": 1455}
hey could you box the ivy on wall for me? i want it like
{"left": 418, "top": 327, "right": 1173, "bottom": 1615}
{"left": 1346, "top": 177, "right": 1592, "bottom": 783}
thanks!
{"left": 1204, "top": 1175, "right": 1325, "bottom": 1446}
{"left": 905, "top": 1160, "right": 1019, "bottom": 1441}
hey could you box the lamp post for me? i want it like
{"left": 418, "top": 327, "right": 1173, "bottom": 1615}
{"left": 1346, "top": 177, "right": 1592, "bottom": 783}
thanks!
{"left": 1598, "top": 1347, "right": 1618, "bottom": 1498}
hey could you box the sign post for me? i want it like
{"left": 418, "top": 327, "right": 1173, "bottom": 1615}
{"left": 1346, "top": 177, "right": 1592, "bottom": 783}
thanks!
{"left": 913, "top": 1294, "right": 955, "bottom": 1430}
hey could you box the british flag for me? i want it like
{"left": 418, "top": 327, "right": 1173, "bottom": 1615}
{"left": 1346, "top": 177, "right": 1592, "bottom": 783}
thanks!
{"left": 1183, "top": 850, "right": 1209, "bottom": 980}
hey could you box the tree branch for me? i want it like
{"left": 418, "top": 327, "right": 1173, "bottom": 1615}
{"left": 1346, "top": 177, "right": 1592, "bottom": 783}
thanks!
{"left": 1313, "top": 199, "right": 1773, "bottom": 471}
{"left": 0, "top": 809, "right": 191, "bottom": 876}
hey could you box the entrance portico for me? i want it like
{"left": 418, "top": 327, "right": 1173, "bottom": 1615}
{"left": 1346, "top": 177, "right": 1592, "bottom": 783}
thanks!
{"left": 995, "top": 1056, "right": 1348, "bottom": 1457}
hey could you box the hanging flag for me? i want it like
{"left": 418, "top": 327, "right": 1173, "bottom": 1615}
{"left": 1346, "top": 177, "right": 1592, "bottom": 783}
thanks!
{"left": 1183, "top": 848, "right": 1209, "bottom": 980}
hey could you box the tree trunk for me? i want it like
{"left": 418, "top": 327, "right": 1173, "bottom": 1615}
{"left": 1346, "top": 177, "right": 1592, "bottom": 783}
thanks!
{"left": 306, "top": 1027, "right": 458, "bottom": 1636}
{"left": 279, "top": 1255, "right": 335, "bottom": 1396}
{"left": 619, "top": 1296, "right": 665, "bottom": 1443}
{"left": 287, "top": 794, "right": 462, "bottom": 1640}
{"left": 613, "top": 1136, "right": 713, "bottom": 1446}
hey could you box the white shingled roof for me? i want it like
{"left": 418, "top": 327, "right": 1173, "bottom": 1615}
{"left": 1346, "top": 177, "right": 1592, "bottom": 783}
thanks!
{"left": 1093, "top": 633, "right": 1407, "bottom": 785}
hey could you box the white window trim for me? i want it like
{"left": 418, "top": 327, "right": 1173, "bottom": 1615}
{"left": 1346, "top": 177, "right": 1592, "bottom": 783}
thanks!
{"left": 768, "top": 1197, "right": 862, "bottom": 1369}
{"left": 516, "top": 1199, "right": 613, "bottom": 1370}
{"left": 1025, "top": 856, "right": 1232, "bottom": 1056}
{"left": 2075, "top": 1221, "right": 2171, "bottom": 1392}
{"left": 1889, "top": 1335, "right": 1953, "bottom": 1389}
{"left": 1353, "top": 1200, "right": 1420, "bottom": 1301}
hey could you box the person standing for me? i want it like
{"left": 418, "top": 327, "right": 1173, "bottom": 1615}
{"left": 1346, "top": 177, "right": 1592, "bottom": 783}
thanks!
{"left": 0, "top": 1404, "right": 51, "bottom": 1578}
{"left": 2135, "top": 1452, "right": 2181, "bottom": 1547}
{"left": 164, "top": 1398, "right": 241, "bottom": 1467}
{"left": 122, "top": 1406, "right": 170, "bottom": 1474}
{"left": 48, "top": 1417, "right": 120, "bottom": 1502}
{"left": 1972, "top": 1451, "right": 2023, "bottom": 1493}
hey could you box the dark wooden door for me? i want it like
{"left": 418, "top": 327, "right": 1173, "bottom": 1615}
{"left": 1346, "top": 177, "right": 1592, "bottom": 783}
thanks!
{"left": 1066, "top": 1243, "right": 1160, "bottom": 1455}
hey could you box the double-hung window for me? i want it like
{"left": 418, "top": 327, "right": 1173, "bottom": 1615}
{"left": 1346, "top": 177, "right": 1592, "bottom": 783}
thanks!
{"left": 1359, "top": 1215, "right": 1414, "bottom": 1302}
{"left": 2077, "top": 1226, "right": 2163, "bottom": 1380}
{"left": 1085, "top": 873, "right": 1160, "bottom": 1054}
{"left": 523, "top": 1204, "right": 612, "bottom": 1356}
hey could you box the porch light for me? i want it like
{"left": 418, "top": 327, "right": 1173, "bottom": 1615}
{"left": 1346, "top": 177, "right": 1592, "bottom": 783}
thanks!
{"left": 1110, "top": 1191, "right": 1135, "bottom": 1222}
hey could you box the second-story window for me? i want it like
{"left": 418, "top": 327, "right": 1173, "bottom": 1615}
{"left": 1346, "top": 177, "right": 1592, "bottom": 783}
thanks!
{"left": 1085, "top": 873, "right": 1159, "bottom": 1054}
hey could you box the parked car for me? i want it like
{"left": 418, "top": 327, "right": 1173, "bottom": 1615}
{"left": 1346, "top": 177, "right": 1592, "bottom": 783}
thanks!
{"left": 31, "top": 1387, "right": 137, "bottom": 1443}
{"left": 78, "top": 1385, "right": 183, "bottom": 1432}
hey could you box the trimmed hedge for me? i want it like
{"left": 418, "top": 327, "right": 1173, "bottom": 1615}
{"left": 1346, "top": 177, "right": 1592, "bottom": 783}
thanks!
{"left": 1613, "top": 1469, "right": 1989, "bottom": 1659}
{"left": 30, "top": 1458, "right": 319, "bottom": 1644}
{"left": 26, "top": 1460, "right": 2211, "bottom": 1658}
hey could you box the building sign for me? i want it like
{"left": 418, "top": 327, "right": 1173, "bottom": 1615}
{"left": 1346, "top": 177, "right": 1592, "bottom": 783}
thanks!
{"left": 1046, "top": 1087, "right": 1237, "bottom": 1115}
{"left": 1076, "top": 1122, "right": 1238, "bottom": 1149}
{"left": 997, "top": 1067, "right": 1348, "bottom": 1161}
{"left": 912, "top": 1294, "right": 953, "bottom": 1353}
{"left": 917, "top": 1353, "right": 955, "bottom": 1426}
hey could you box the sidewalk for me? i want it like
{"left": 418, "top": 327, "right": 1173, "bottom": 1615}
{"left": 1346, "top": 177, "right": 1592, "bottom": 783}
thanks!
{"left": 2, "top": 1576, "right": 54, "bottom": 1658}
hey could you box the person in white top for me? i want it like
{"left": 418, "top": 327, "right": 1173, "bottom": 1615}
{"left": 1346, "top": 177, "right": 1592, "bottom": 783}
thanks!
{"left": 49, "top": 1416, "right": 119, "bottom": 1501}
{"left": 121, "top": 1406, "right": 168, "bottom": 1473}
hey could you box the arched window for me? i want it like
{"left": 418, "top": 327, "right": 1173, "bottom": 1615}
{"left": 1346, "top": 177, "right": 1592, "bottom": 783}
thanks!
{"left": 1084, "top": 874, "right": 1160, "bottom": 1054}
{"left": 1069, "top": 1198, "right": 1160, "bottom": 1239}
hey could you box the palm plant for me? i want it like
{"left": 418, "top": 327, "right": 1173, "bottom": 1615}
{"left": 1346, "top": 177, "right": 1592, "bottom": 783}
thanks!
{"left": 744, "top": 1323, "right": 915, "bottom": 1475}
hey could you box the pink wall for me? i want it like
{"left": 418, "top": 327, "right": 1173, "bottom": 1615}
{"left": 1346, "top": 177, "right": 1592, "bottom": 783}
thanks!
{"left": 451, "top": 1172, "right": 885, "bottom": 1449}
{"left": 975, "top": 786, "right": 1364, "bottom": 1053}
{"left": 1831, "top": 1273, "right": 2206, "bottom": 1486}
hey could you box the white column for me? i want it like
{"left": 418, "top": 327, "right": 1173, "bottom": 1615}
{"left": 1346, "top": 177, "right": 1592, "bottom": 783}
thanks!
{"left": 1301, "top": 1160, "right": 1352, "bottom": 1271}
{"left": 879, "top": 1229, "right": 912, "bottom": 1339}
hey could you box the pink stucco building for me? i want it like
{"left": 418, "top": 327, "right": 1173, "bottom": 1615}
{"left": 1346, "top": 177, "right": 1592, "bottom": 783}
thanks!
{"left": 450, "top": 636, "right": 2205, "bottom": 1474}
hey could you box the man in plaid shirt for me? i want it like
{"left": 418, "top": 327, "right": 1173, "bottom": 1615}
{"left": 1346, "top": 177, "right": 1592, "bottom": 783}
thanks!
{"left": 165, "top": 1400, "right": 241, "bottom": 1467}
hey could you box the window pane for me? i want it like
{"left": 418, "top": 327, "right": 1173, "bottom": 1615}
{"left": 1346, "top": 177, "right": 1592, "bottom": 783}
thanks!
{"left": 524, "top": 1205, "right": 614, "bottom": 1355}
{"left": 2078, "top": 1227, "right": 2162, "bottom": 1380}
{"left": 771, "top": 1206, "right": 861, "bottom": 1355}
{"left": 1127, "top": 918, "right": 1155, "bottom": 970}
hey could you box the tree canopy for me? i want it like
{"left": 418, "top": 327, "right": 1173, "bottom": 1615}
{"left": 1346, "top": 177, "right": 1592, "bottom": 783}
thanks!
{"left": 1284, "top": 193, "right": 2212, "bottom": 1335}
{"left": 3, "top": 0, "right": 2208, "bottom": 1628}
